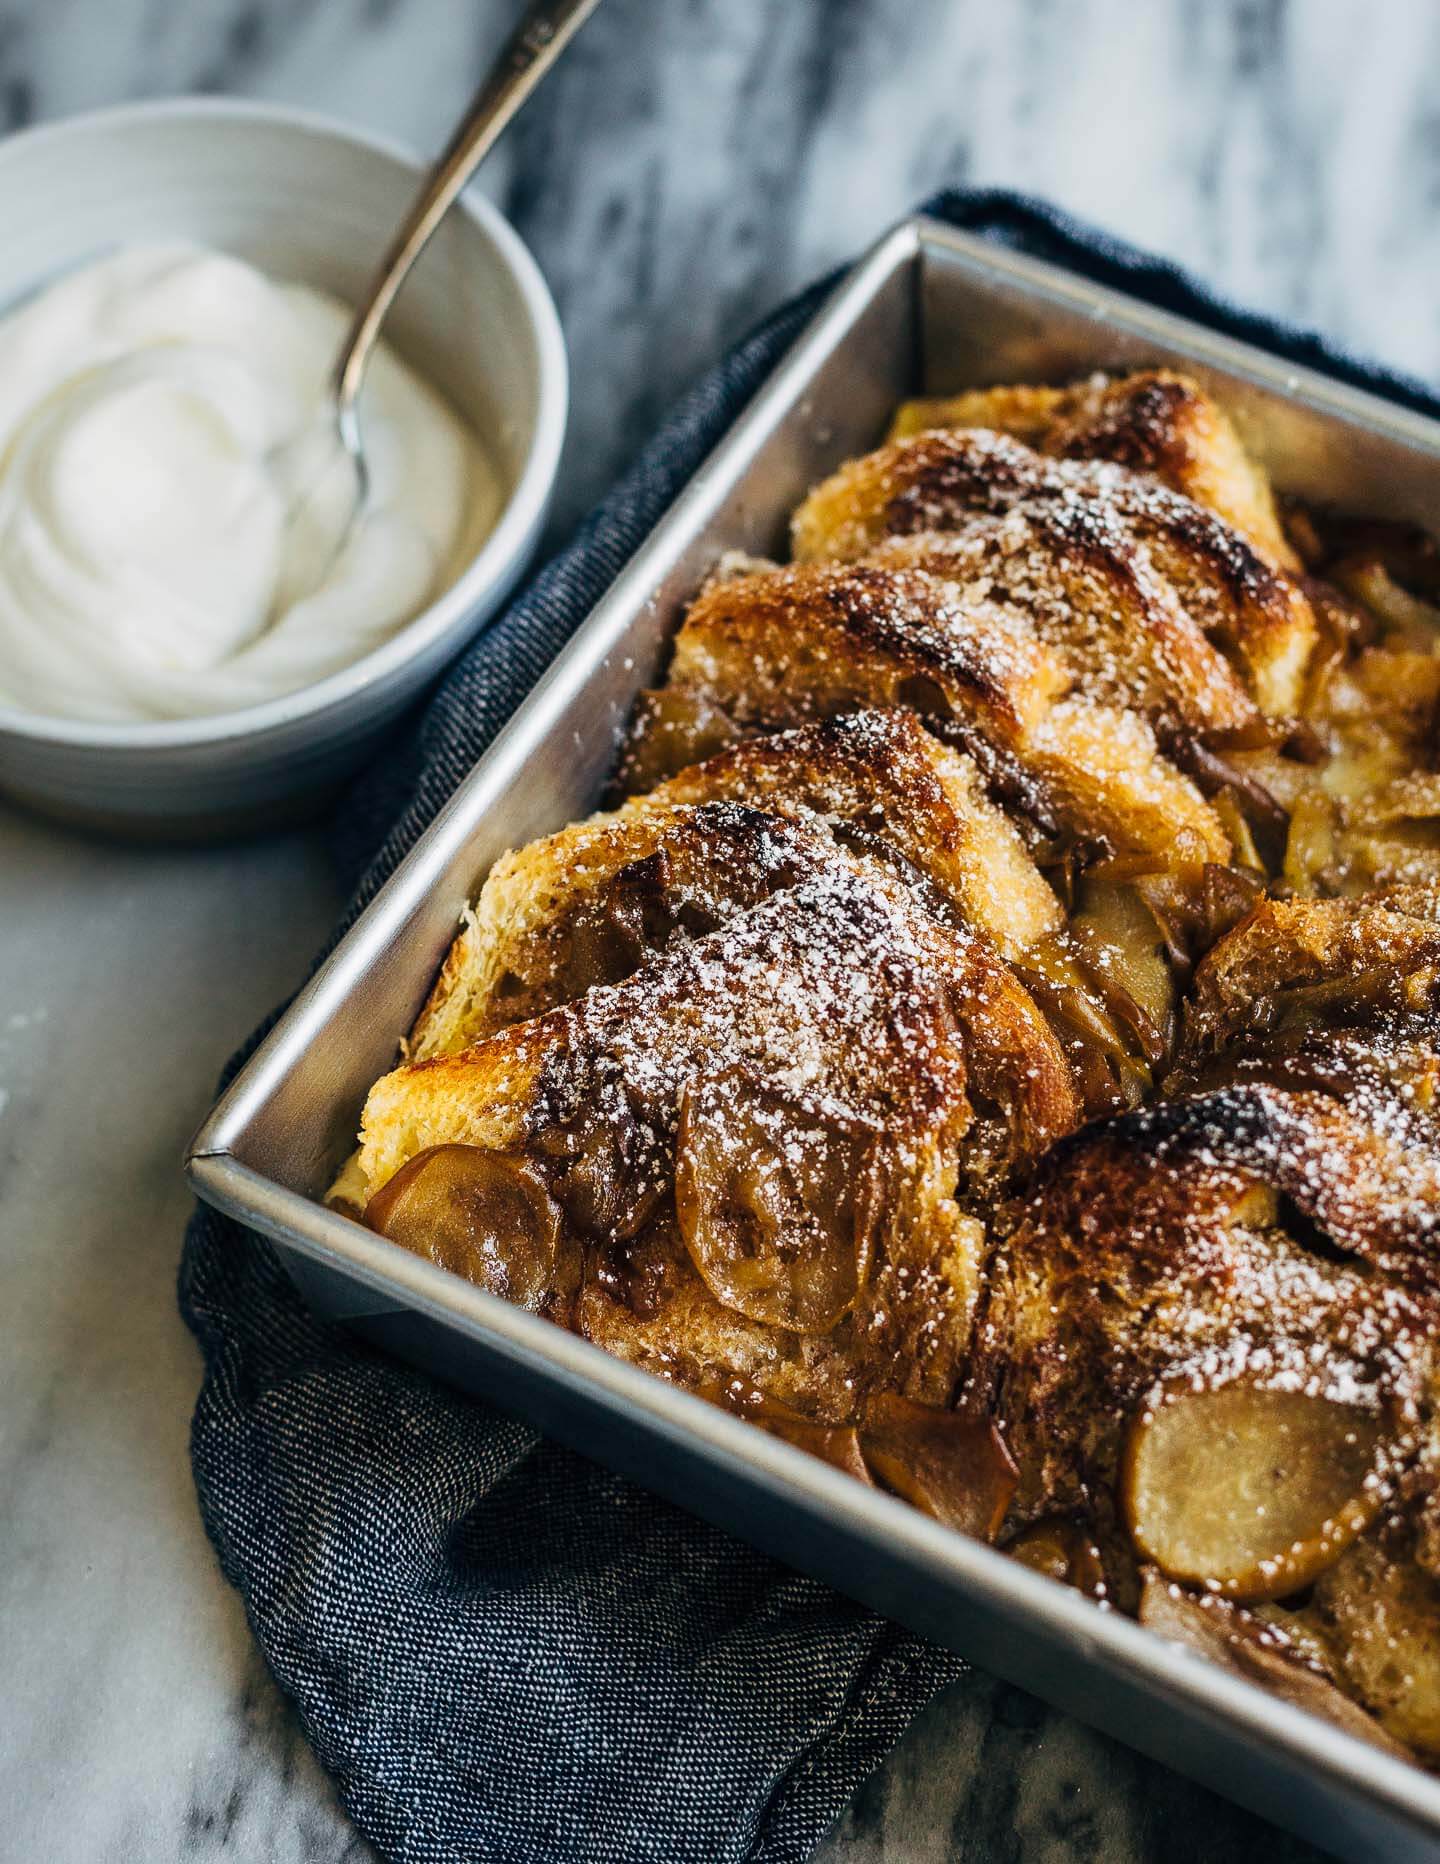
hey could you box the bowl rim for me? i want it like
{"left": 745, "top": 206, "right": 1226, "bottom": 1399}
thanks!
{"left": 0, "top": 94, "right": 568, "bottom": 750}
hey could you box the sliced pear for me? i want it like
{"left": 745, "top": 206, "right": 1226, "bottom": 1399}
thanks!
{"left": 1070, "top": 878, "right": 1175, "bottom": 1040}
{"left": 1122, "top": 1383, "right": 1388, "bottom": 1603}
{"left": 675, "top": 1069, "right": 883, "bottom": 1333}
{"left": 700, "top": 1383, "right": 875, "bottom": 1485}
{"left": 1139, "top": 1574, "right": 1410, "bottom": 1757}
{"left": 560, "top": 852, "right": 667, "bottom": 998}
{"left": 365, "top": 1144, "right": 561, "bottom": 1310}
{"left": 750, "top": 1401, "right": 874, "bottom": 1486}
{"left": 860, "top": 1393, "right": 1018, "bottom": 1542}
{"left": 1007, "top": 1517, "right": 1108, "bottom": 1597}
{"left": 1014, "top": 930, "right": 1154, "bottom": 1115}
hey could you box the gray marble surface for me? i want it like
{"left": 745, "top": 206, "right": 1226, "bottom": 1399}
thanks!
{"left": 3, "top": 1, "right": 1438, "bottom": 1859}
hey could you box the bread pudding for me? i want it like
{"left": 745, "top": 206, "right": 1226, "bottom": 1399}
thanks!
{"left": 335, "top": 368, "right": 1440, "bottom": 1765}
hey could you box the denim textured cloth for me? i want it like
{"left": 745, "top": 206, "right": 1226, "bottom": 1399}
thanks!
{"left": 179, "top": 191, "right": 1440, "bottom": 1864}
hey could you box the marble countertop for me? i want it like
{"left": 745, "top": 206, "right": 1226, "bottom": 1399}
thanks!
{"left": 4, "top": 2, "right": 1438, "bottom": 1859}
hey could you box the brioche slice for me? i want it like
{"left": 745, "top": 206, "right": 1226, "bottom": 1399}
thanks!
{"left": 406, "top": 706, "right": 1156, "bottom": 1147}
{"left": 364, "top": 864, "right": 1078, "bottom": 1199}
{"left": 410, "top": 800, "right": 860, "bottom": 1061}
{"left": 865, "top": 512, "right": 1257, "bottom": 732}
{"left": 979, "top": 1084, "right": 1439, "bottom": 1545}
{"left": 409, "top": 714, "right": 1067, "bottom": 1067}
{"left": 793, "top": 425, "right": 1314, "bottom": 715}
{"left": 638, "top": 708, "right": 1063, "bottom": 958}
{"left": 1177, "top": 896, "right": 1440, "bottom": 1070}
{"left": 638, "top": 560, "right": 1229, "bottom": 873}
{"left": 655, "top": 709, "right": 1190, "bottom": 1116}
{"left": 888, "top": 368, "right": 1297, "bottom": 569}
{"left": 360, "top": 866, "right": 1080, "bottom": 1422}
{"left": 890, "top": 381, "right": 1069, "bottom": 450}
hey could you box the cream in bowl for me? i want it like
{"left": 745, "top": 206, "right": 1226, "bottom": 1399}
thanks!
{"left": 0, "top": 99, "right": 566, "bottom": 836}
{"left": 0, "top": 242, "right": 502, "bottom": 723}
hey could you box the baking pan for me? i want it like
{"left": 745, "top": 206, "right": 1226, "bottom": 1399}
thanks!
{"left": 188, "top": 217, "right": 1440, "bottom": 1861}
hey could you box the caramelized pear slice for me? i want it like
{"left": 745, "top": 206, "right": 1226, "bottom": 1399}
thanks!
{"left": 700, "top": 1383, "right": 875, "bottom": 1485}
{"left": 1122, "top": 1384, "right": 1388, "bottom": 1603}
{"left": 1014, "top": 931, "right": 1154, "bottom": 1116}
{"left": 1138, "top": 1575, "right": 1411, "bottom": 1758}
{"left": 675, "top": 1069, "right": 883, "bottom": 1333}
{"left": 1007, "top": 1517, "right": 1108, "bottom": 1597}
{"left": 860, "top": 1393, "right": 1018, "bottom": 1542}
{"left": 1070, "top": 878, "right": 1175, "bottom": 1037}
{"left": 750, "top": 1400, "right": 874, "bottom": 1486}
{"left": 365, "top": 1144, "right": 561, "bottom": 1310}
{"left": 757, "top": 1414, "right": 872, "bottom": 1485}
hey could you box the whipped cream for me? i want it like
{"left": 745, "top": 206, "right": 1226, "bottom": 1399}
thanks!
{"left": 0, "top": 243, "right": 497, "bottom": 722}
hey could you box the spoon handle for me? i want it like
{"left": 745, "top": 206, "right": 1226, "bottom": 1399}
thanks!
{"left": 333, "top": 0, "right": 602, "bottom": 421}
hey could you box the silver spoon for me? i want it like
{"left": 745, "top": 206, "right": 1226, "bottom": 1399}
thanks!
{"left": 272, "top": 0, "right": 602, "bottom": 613}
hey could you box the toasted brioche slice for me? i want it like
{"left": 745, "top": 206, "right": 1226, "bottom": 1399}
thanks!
{"left": 641, "top": 708, "right": 1063, "bottom": 958}
{"left": 409, "top": 719, "right": 1066, "bottom": 1064}
{"left": 1177, "top": 896, "right": 1440, "bottom": 1069}
{"left": 363, "top": 865, "right": 1079, "bottom": 1201}
{"left": 890, "top": 381, "right": 1069, "bottom": 450}
{"left": 409, "top": 801, "right": 857, "bottom": 1061}
{"left": 979, "top": 1086, "right": 1439, "bottom": 1542}
{"left": 641, "top": 561, "right": 1229, "bottom": 872}
{"left": 793, "top": 425, "right": 1315, "bottom": 714}
{"left": 889, "top": 369, "right": 1297, "bottom": 568}
{"left": 864, "top": 512, "right": 1257, "bottom": 732}
{"left": 669, "top": 559, "right": 1067, "bottom": 735}
{"left": 360, "top": 867, "right": 1080, "bottom": 1421}
{"left": 646, "top": 710, "right": 1166, "bottom": 1116}
{"left": 1040, "top": 372, "right": 1294, "bottom": 566}
{"left": 404, "top": 714, "right": 1148, "bottom": 1160}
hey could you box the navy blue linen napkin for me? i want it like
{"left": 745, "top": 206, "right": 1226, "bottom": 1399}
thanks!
{"left": 179, "top": 191, "right": 1440, "bottom": 1864}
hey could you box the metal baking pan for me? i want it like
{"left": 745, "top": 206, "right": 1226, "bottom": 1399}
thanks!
{"left": 188, "top": 216, "right": 1440, "bottom": 1861}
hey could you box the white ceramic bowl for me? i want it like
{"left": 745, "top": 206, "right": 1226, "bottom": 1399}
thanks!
{"left": 0, "top": 98, "right": 567, "bottom": 837}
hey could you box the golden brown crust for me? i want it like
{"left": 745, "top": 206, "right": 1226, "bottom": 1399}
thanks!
{"left": 889, "top": 368, "right": 1298, "bottom": 569}
{"left": 408, "top": 717, "right": 1070, "bottom": 1066}
{"left": 673, "top": 559, "right": 1064, "bottom": 739}
{"left": 656, "top": 559, "right": 1230, "bottom": 871}
{"left": 979, "top": 1085, "right": 1439, "bottom": 1526}
{"left": 638, "top": 708, "right": 1064, "bottom": 958}
{"left": 371, "top": 859, "right": 1079, "bottom": 1199}
{"left": 890, "top": 381, "right": 1069, "bottom": 449}
{"left": 1045, "top": 372, "right": 1297, "bottom": 566}
{"left": 409, "top": 800, "right": 875, "bottom": 1058}
{"left": 865, "top": 513, "right": 1257, "bottom": 732}
{"left": 793, "top": 423, "right": 1315, "bottom": 714}
{"left": 361, "top": 857, "right": 1080, "bottom": 1422}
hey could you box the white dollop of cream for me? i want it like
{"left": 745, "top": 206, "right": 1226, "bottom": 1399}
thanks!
{"left": 0, "top": 243, "right": 499, "bottom": 722}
